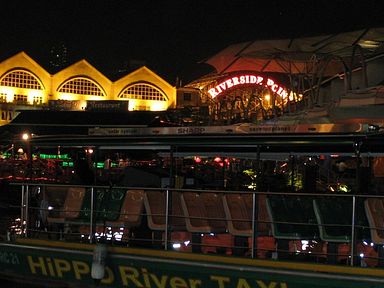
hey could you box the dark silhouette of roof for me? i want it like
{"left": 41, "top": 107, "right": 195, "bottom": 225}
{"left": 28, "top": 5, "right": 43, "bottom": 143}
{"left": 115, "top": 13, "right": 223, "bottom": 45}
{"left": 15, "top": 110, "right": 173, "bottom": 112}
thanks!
{"left": 0, "top": 110, "right": 176, "bottom": 142}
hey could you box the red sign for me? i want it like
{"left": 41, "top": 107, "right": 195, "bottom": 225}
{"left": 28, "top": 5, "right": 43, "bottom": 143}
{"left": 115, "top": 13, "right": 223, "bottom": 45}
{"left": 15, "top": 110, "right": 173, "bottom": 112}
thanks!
{"left": 208, "top": 74, "right": 288, "bottom": 99}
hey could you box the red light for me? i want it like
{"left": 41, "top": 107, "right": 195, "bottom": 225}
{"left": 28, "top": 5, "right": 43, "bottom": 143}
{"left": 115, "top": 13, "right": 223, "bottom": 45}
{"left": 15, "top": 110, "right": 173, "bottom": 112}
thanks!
{"left": 194, "top": 157, "right": 201, "bottom": 163}
{"left": 214, "top": 157, "right": 222, "bottom": 163}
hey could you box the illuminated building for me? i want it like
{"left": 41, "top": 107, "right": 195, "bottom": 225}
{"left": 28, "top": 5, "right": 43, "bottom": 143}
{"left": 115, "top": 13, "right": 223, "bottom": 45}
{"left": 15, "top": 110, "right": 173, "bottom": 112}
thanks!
{"left": 186, "top": 28, "right": 384, "bottom": 125}
{"left": 0, "top": 52, "right": 177, "bottom": 125}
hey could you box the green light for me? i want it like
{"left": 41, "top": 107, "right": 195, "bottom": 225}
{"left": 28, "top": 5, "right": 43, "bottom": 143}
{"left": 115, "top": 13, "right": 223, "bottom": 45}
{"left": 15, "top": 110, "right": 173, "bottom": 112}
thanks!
{"left": 39, "top": 153, "right": 69, "bottom": 159}
{"left": 61, "top": 161, "right": 74, "bottom": 167}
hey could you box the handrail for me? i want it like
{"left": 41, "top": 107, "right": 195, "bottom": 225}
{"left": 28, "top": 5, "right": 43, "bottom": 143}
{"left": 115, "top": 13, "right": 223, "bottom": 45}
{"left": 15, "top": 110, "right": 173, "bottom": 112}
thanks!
{"left": 6, "top": 182, "right": 384, "bottom": 268}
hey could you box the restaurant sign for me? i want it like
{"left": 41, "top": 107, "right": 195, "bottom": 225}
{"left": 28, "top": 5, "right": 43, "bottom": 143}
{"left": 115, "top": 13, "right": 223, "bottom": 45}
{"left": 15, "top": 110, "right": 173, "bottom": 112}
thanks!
{"left": 208, "top": 74, "right": 288, "bottom": 99}
{"left": 86, "top": 100, "right": 129, "bottom": 112}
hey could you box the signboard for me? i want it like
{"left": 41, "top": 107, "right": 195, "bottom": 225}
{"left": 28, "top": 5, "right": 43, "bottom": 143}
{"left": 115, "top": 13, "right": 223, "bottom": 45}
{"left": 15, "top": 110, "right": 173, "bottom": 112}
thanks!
{"left": 88, "top": 123, "right": 367, "bottom": 136}
{"left": 0, "top": 242, "right": 382, "bottom": 288}
{"left": 86, "top": 100, "right": 129, "bottom": 112}
{"left": 208, "top": 74, "right": 288, "bottom": 99}
{"left": 48, "top": 100, "right": 82, "bottom": 111}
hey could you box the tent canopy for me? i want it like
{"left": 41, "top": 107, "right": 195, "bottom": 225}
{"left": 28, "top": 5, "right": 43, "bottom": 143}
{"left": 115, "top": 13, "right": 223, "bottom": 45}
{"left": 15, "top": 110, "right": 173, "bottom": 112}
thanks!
{"left": 204, "top": 27, "right": 384, "bottom": 76}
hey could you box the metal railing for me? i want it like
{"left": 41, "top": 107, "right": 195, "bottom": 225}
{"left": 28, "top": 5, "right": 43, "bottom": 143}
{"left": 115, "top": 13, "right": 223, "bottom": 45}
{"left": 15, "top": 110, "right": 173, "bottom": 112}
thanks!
{"left": 6, "top": 182, "right": 384, "bottom": 268}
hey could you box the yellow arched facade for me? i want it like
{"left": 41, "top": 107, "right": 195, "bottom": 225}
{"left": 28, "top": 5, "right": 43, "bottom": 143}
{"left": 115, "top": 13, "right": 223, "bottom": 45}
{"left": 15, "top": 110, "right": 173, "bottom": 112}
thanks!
{"left": 113, "top": 66, "right": 175, "bottom": 111}
{"left": 0, "top": 52, "right": 176, "bottom": 125}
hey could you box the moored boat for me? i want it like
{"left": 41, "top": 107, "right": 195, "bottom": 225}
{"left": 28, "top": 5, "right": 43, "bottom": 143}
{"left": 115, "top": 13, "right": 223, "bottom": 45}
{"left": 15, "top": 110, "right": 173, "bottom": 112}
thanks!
{"left": 0, "top": 123, "right": 384, "bottom": 287}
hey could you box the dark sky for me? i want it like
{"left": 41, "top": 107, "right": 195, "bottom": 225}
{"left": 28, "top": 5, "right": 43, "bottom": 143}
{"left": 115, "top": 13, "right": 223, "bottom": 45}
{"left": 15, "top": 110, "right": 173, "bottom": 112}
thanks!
{"left": 1, "top": 0, "right": 383, "bottom": 84}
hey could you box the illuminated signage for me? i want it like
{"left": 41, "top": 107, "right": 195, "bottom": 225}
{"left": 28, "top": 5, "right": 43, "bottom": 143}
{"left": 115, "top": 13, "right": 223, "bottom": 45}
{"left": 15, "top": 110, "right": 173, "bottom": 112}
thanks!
{"left": 86, "top": 100, "right": 129, "bottom": 112}
{"left": 208, "top": 74, "right": 288, "bottom": 99}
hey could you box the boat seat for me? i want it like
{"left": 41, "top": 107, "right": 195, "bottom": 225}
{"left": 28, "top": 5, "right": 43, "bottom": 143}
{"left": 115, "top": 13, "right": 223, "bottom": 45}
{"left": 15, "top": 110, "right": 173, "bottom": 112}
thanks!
{"left": 99, "top": 188, "right": 126, "bottom": 222}
{"left": 106, "top": 189, "right": 144, "bottom": 228}
{"left": 47, "top": 187, "right": 86, "bottom": 224}
{"left": 74, "top": 187, "right": 107, "bottom": 223}
{"left": 313, "top": 197, "right": 351, "bottom": 243}
{"left": 171, "top": 191, "right": 187, "bottom": 229}
{"left": 266, "top": 196, "right": 300, "bottom": 240}
{"left": 144, "top": 190, "right": 185, "bottom": 231}
{"left": 60, "top": 187, "right": 109, "bottom": 233}
{"left": 291, "top": 196, "right": 319, "bottom": 239}
{"left": 248, "top": 194, "right": 271, "bottom": 235}
{"left": 223, "top": 193, "right": 271, "bottom": 237}
{"left": 364, "top": 198, "right": 384, "bottom": 244}
{"left": 267, "top": 195, "right": 318, "bottom": 240}
{"left": 72, "top": 188, "right": 124, "bottom": 237}
{"left": 180, "top": 192, "right": 211, "bottom": 233}
{"left": 200, "top": 193, "right": 227, "bottom": 233}
{"left": 223, "top": 194, "right": 252, "bottom": 236}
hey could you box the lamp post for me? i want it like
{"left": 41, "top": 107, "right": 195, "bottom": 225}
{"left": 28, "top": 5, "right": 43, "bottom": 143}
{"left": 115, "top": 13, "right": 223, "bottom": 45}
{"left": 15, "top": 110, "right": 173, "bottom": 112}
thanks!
{"left": 22, "top": 133, "right": 32, "bottom": 180}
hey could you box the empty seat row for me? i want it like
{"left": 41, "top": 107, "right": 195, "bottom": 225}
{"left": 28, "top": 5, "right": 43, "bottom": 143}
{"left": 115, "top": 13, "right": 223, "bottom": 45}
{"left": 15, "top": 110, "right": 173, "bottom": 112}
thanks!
{"left": 42, "top": 186, "right": 384, "bottom": 246}
{"left": 46, "top": 187, "right": 145, "bottom": 229}
{"left": 266, "top": 196, "right": 372, "bottom": 244}
{"left": 266, "top": 196, "right": 318, "bottom": 240}
{"left": 44, "top": 187, "right": 271, "bottom": 236}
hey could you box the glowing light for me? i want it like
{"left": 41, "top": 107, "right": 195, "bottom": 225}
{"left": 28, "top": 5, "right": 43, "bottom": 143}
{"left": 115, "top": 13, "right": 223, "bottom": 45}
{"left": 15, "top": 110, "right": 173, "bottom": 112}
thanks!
{"left": 301, "top": 240, "right": 309, "bottom": 251}
{"left": 214, "top": 157, "right": 221, "bottom": 163}
{"left": 359, "top": 40, "right": 380, "bottom": 49}
{"left": 208, "top": 74, "right": 288, "bottom": 99}
{"left": 149, "top": 101, "right": 167, "bottom": 111}
{"left": 172, "top": 243, "right": 181, "bottom": 249}
{"left": 58, "top": 93, "right": 76, "bottom": 101}
{"left": 22, "top": 133, "right": 29, "bottom": 141}
{"left": 264, "top": 94, "right": 270, "bottom": 101}
{"left": 194, "top": 156, "right": 202, "bottom": 163}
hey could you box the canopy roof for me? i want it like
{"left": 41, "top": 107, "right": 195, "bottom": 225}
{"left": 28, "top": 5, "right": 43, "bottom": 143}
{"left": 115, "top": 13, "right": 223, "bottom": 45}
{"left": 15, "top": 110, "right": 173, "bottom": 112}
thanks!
{"left": 0, "top": 110, "right": 174, "bottom": 142}
{"left": 204, "top": 27, "right": 384, "bottom": 76}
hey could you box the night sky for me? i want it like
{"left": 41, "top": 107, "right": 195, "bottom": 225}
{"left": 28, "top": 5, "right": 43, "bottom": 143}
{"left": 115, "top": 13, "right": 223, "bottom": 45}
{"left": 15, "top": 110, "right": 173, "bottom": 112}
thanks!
{"left": 1, "top": 0, "right": 383, "bottom": 84}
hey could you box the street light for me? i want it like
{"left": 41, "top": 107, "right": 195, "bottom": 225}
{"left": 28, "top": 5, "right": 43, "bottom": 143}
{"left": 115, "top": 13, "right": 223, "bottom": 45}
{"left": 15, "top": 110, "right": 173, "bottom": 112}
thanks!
{"left": 22, "top": 132, "right": 32, "bottom": 180}
{"left": 22, "top": 133, "right": 29, "bottom": 141}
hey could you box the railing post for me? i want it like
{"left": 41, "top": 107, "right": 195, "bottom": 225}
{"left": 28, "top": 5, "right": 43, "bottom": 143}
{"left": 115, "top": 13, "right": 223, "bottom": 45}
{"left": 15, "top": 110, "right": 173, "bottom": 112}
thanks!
{"left": 350, "top": 195, "right": 356, "bottom": 266}
{"left": 165, "top": 189, "right": 169, "bottom": 250}
{"left": 251, "top": 192, "right": 258, "bottom": 259}
{"left": 21, "top": 185, "right": 25, "bottom": 236}
{"left": 90, "top": 187, "right": 94, "bottom": 244}
{"left": 25, "top": 185, "right": 29, "bottom": 238}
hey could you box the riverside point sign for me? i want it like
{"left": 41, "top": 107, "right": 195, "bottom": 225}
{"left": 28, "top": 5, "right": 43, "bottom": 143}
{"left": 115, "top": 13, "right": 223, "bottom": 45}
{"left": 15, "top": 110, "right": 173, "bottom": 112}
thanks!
{"left": 208, "top": 74, "right": 288, "bottom": 99}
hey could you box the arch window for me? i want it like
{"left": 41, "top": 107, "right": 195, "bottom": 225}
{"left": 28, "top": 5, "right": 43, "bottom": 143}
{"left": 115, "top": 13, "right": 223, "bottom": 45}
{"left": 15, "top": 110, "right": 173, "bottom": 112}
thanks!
{"left": 119, "top": 83, "right": 167, "bottom": 101}
{"left": 0, "top": 70, "right": 43, "bottom": 90}
{"left": 58, "top": 77, "right": 105, "bottom": 96}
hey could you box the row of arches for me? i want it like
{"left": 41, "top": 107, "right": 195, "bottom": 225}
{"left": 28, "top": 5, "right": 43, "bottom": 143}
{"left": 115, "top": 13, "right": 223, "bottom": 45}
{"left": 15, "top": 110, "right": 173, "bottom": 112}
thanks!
{"left": 0, "top": 52, "right": 176, "bottom": 114}
{"left": 0, "top": 69, "right": 169, "bottom": 106}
